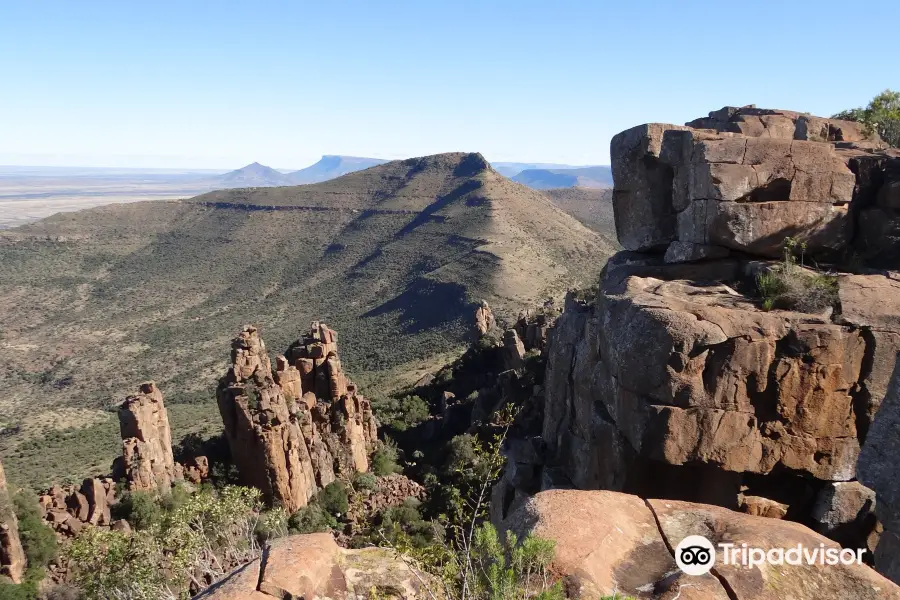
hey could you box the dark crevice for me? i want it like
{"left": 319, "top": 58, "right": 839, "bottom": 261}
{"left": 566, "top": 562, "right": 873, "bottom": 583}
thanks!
{"left": 852, "top": 327, "right": 878, "bottom": 444}
{"left": 642, "top": 498, "right": 739, "bottom": 600}
{"left": 255, "top": 543, "right": 271, "bottom": 592}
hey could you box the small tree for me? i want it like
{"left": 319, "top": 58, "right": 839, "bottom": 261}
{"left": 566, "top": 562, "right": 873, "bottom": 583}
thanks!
{"left": 833, "top": 89, "right": 900, "bottom": 147}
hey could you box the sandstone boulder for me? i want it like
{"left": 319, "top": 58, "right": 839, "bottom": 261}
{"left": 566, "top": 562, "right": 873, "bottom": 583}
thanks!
{"left": 611, "top": 106, "right": 899, "bottom": 260}
{"left": 501, "top": 329, "right": 526, "bottom": 371}
{"left": 0, "top": 460, "right": 26, "bottom": 584}
{"left": 194, "top": 533, "right": 437, "bottom": 600}
{"left": 501, "top": 489, "right": 899, "bottom": 600}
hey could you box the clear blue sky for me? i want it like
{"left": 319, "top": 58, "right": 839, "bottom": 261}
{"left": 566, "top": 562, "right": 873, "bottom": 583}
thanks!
{"left": 1, "top": 0, "right": 898, "bottom": 169}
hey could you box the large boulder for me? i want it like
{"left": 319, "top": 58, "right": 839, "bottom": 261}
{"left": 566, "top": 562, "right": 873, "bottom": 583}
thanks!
{"left": 194, "top": 533, "right": 437, "bottom": 600}
{"left": 501, "top": 489, "right": 899, "bottom": 600}
{"left": 610, "top": 106, "right": 900, "bottom": 260}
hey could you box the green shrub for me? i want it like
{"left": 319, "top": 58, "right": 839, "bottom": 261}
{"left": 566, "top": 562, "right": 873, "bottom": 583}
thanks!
{"left": 371, "top": 395, "right": 431, "bottom": 431}
{"left": 371, "top": 441, "right": 402, "bottom": 476}
{"left": 13, "top": 490, "right": 57, "bottom": 569}
{"left": 352, "top": 471, "right": 378, "bottom": 491}
{"left": 756, "top": 237, "right": 839, "bottom": 313}
{"left": 317, "top": 481, "right": 349, "bottom": 517}
{"left": 288, "top": 504, "right": 337, "bottom": 534}
{"left": 111, "top": 490, "right": 162, "bottom": 530}
{"left": 833, "top": 89, "right": 900, "bottom": 147}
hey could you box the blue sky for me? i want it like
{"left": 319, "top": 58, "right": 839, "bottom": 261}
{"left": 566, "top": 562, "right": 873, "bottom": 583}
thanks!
{"left": 1, "top": 0, "right": 898, "bottom": 169}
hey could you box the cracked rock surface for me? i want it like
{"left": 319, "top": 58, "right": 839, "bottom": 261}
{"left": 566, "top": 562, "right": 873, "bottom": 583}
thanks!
{"left": 501, "top": 489, "right": 900, "bottom": 600}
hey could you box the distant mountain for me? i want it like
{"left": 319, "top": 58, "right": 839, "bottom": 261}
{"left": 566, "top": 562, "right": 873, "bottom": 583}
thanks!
{"left": 285, "top": 155, "right": 388, "bottom": 184}
{"left": 215, "top": 162, "right": 292, "bottom": 187}
{"left": 491, "top": 162, "right": 584, "bottom": 178}
{"left": 512, "top": 166, "right": 613, "bottom": 190}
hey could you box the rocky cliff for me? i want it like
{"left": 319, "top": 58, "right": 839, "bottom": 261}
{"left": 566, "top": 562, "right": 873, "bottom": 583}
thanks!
{"left": 493, "top": 106, "right": 900, "bottom": 567}
{"left": 858, "top": 356, "right": 900, "bottom": 582}
{"left": 217, "top": 323, "right": 377, "bottom": 513}
{"left": 0, "top": 459, "right": 26, "bottom": 584}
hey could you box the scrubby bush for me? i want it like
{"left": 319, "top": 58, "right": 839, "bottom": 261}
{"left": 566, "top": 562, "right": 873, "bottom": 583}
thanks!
{"left": 111, "top": 490, "right": 162, "bottom": 530}
{"left": 756, "top": 237, "right": 839, "bottom": 313}
{"left": 352, "top": 471, "right": 378, "bottom": 491}
{"left": 288, "top": 504, "right": 338, "bottom": 534}
{"left": 371, "top": 440, "right": 402, "bottom": 476}
{"left": 317, "top": 481, "right": 349, "bottom": 517}
{"left": 370, "top": 395, "right": 431, "bottom": 431}
{"left": 66, "top": 485, "right": 271, "bottom": 600}
{"left": 12, "top": 490, "right": 57, "bottom": 570}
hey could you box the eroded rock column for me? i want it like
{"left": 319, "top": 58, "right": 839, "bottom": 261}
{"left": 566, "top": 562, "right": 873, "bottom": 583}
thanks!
{"left": 116, "top": 382, "right": 180, "bottom": 491}
{"left": 0, "top": 459, "right": 26, "bottom": 584}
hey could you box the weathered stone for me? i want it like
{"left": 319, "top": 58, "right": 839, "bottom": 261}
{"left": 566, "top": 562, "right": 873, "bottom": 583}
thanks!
{"left": 501, "top": 489, "right": 728, "bottom": 599}
{"left": 649, "top": 497, "right": 900, "bottom": 599}
{"left": 501, "top": 329, "right": 525, "bottom": 371}
{"left": 81, "top": 478, "right": 110, "bottom": 526}
{"left": 182, "top": 456, "right": 210, "bottom": 484}
{"left": 195, "top": 533, "right": 437, "bottom": 600}
{"left": 811, "top": 481, "right": 878, "bottom": 548}
{"left": 859, "top": 357, "right": 900, "bottom": 583}
{"left": 664, "top": 241, "right": 730, "bottom": 263}
{"left": 218, "top": 324, "right": 377, "bottom": 512}
{"left": 739, "top": 495, "right": 789, "bottom": 519}
{"left": 117, "top": 381, "right": 180, "bottom": 492}
{"left": 473, "top": 299, "right": 496, "bottom": 336}
{"left": 0, "top": 460, "right": 26, "bottom": 584}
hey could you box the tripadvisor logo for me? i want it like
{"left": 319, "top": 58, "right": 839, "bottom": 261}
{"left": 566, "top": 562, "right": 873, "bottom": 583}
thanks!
{"left": 674, "top": 535, "right": 866, "bottom": 576}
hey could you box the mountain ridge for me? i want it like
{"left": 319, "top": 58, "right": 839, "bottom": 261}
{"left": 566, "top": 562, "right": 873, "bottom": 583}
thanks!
{"left": 0, "top": 151, "right": 614, "bottom": 486}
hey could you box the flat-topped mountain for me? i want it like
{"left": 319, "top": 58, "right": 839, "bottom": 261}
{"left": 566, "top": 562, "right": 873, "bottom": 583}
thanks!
{"left": 512, "top": 165, "right": 613, "bottom": 189}
{"left": 0, "top": 152, "right": 613, "bottom": 486}
{"left": 285, "top": 155, "right": 388, "bottom": 184}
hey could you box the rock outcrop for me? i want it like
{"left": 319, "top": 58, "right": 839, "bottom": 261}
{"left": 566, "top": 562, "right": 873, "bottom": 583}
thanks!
{"left": 858, "top": 357, "right": 900, "bottom": 583}
{"left": 474, "top": 300, "right": 496, "bottom": 336}
{"left": 493, "top": 106, "right": 900, "bottom": 556}
{"left": 501, "top": 489, "right": 900, "bottom": 600}
{"left": 37, "top": 477, "right": 119, "bottom": 537}
{"left": 0, "top": 460, "right": 26, "bottom": 584}
{"left": 217, "top": 324, "right": 377, "bottom": 513}
{"left": 611, "top": 105, "right": 900, "bottom": 263}
{"left": 114, "top": 382, "right": 180, "bottom": 492}
{"left": 193, "top": 533, "right": 436, "bottom": 600}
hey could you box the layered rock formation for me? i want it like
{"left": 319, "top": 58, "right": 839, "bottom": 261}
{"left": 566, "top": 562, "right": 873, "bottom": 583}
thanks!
{"left": 217, "top": 323, "right": 377, "bottom": 513}
{"left": 114, "top": 382, "right": 180, "bottom": 491}
{"left": 0, "top": 459, "right": 26, "bottom": 584}
{"left": 500, "top": 489, "right": 900, "bottom": 600}
{"left": 612, "top": 105, "right": 900, "bottom": 263}
{"left": 493, "top": 106, "right": 900, "bottom": 557}
{"left": 859, "top": 357, "right": 900, "bottom": 583}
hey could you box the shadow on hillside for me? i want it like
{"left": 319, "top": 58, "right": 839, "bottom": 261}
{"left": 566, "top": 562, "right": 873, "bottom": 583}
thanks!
{"left": 395, "top": 180, "right": 482, "bottom": 237}
{"left": 362, "top": 279, "right": 470, "bottom": 334}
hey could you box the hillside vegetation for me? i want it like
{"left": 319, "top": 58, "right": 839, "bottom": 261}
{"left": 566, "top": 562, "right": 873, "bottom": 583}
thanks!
{"left": 0, "top": 152, "right": 613, "bottom": 487}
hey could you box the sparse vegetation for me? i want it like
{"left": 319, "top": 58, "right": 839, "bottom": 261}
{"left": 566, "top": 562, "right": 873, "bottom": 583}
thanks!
{"left": 756, "top": 237, "right": 839, "bottom": 313}
{"left": 372, "top": 440, "right": 403, "bottom": 476}
{"left": 833, "top": 89, "right": 900, "bottom": 147}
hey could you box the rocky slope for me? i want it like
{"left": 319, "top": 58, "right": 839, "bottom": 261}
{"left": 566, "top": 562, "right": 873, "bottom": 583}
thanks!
{"left": 0, "top": 152, "right": 611, "bottom": 488}
{"left": 492, "top": 106, "right": 900, "bottom": 578}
